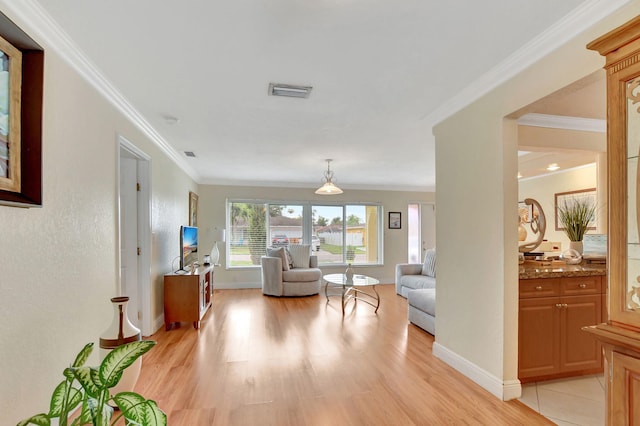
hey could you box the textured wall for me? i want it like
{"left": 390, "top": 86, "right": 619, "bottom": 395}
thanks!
{"left": 432, "top": 2, "right": 640, "bottom": 400}
{"left": 0, "top": 7, "right": 196, "bottom": 423}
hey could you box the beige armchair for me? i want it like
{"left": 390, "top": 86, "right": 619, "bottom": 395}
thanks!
{"left": 261, "top": 245, "right": 322, "bottom": 296}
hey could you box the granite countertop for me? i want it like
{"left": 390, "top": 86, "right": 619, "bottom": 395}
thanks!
{"left": 519, "top": 260, "right": 606, "bottom": 279}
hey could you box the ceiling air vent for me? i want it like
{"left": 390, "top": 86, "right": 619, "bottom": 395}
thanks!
{"left": 184, "top": 151, "right": 196, "bottom": 158}
{"left": 268, "top": 83, "right": 312, "bottom": 98}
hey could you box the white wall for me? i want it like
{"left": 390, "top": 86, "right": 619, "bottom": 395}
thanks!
{"left": 197, "top": 184, "right": 434, "bottom": 287}
{"left": 0, "top": 4, "right": 197, "bottom": 422}
{"left": 519, "top": 164, "right": 598, "bottom": 251}
{"left": 432, "top": 2, "right": 640, "bottom": 401}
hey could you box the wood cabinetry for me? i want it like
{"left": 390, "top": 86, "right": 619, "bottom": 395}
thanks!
{"left": 519, "top": 276, "right": 604, "bottom": 382}
{"left": 586, "top": 17, "right": 640, "bottom": 425}
{"left": 164, "top": 265, "right": 213, "bottom": 330}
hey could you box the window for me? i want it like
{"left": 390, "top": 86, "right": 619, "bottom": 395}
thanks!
{"left": 227, "top": 200, "right": 382, "bottom": 268}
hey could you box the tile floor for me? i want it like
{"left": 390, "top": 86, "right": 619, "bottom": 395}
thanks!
{"left": 519, "top": 375, "right": 605, "bottom": 425}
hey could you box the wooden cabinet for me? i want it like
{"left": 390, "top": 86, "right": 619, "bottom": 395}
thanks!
{"left": 585, "top": 17, "right": 640, "bottom": 425}
{"left": 519, "top": 276, "right": 604, "bottom": 382}
{"left": 164, "top": 265, "right": 213, "bottom": 330}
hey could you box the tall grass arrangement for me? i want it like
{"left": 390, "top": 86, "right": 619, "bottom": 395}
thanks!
{"left": 557, "top": 198, "right": 596, "bottom": 241}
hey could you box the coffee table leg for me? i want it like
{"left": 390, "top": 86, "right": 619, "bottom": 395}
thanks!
{"left": 324, "top": 280, "right": 330, "bottom": 302}
{"left": 372, "top": 284, "right": 380, "bottom": 313}
{"left": 341, "top": 285, "right": 346, "bottom": 315}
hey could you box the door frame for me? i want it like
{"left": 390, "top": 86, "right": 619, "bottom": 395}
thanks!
{"left": 117, "top": 134, "right": 152, "bottom": 336}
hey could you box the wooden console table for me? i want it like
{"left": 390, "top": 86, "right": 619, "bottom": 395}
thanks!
{"left": 164, "top": 265, "right": 213, "bottom": 330}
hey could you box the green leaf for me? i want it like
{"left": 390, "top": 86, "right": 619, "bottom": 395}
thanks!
{"left": 112, "top": 392, "right": 166, "bottom": 426}
{"left": 72, "top": 342, "right": 94, "bottom": 368}
{"left": 76, "top": 398, "right": 94, "bottom": 425}
{"left": 17, "top": 413, "right": 50, "bottom": 426}
{"left": 49, "top": 380, "right": 83, "bottom": 417}
{"left": 113, "top": 392, "right": 146, "bottom": 422}
{"left": 84, "top": 396, "right": 113, "bottom": 425}
{"left": 63, "top": 367, "right": 74, "bottom": 381}
{"left": 72, "top": 366, "right": 101, "bottom": 398}
{"left": 99, "top": 341, "right": 155, "bottom": 388}
{"left": 90, "top": 367, "right": 103, "bottom": 388}
{"left": 48, "top": 381, "right": 67, "bottom": 416}
{"left": 141, "top": 400, "right": 167, "bottom": 426}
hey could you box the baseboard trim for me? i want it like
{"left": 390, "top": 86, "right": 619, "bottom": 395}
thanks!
{"left": 214, "top": 281, "right": 262, "bottom": 290}
{"left": 433, "top": 342, "right": 521, "bottom": 401}
{"left": 149, "top": 315, "right": 165, "bottom": 336}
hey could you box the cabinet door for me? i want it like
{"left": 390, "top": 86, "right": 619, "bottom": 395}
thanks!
{"left": 519, "top": 297, "right": 560, "bottom": 379}
{"left": 611, "top": 351, "right": 640, "bottom": 425}
{"left": 560, "top": 294, "right": 602, "bottom": 372}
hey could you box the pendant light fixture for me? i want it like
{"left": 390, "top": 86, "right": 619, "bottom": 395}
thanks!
{"left": 315, "top": 159, "right": 343, "bottom": 195}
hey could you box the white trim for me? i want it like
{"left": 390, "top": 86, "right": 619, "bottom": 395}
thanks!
{"left": 433, "top": 342, "right": 522, "bottom": 401}
{"left": 517, "top": 113, "right": 606, "bottom": 133}
{"left": 153, "top": 315, "right": 165, "bottom": 334}
{"left": 3, "top": 0, "right": 198, "bottom": 182}
{"left": 518, "top": 162, "right": 597, "bottom": 182}
{"left": 424, "top": 0, "right": 630, "bottom": 127}
{"left": 503, "top": 380, "right": 523, "bottom": 401}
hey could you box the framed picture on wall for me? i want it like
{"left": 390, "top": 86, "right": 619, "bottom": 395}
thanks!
{"left": 189, "top": 191, "right": 198, "bottom": 226}
{"left": 554, "top": 188, "right": 597, "bottom": 231}
{"left": 0, "top": 12, "right": 44, "bottom": 207}
{"left": 389, "top": 212, "right": 401, "bottom": 229}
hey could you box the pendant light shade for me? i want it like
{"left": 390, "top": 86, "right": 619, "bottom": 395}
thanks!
{"left": 315, "top": 159, "right": 343, "bottom": 195}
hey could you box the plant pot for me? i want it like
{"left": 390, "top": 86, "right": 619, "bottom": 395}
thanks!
{"left": 569, "top": 240, "right": 583, "bottom": 254}
{"left": 100, "top": 297, "right": 142, "bottom": 400}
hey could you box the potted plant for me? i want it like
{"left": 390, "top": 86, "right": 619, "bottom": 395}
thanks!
{"left": 557, "top": 197, "right": 596, "bottom": 254}
{"left": 19, "top": 341, "right": 166, "bottom": 426}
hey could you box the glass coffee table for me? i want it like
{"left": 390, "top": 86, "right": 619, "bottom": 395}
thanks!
{"left": 323, "top": 273, "right": 380, "bottom": 315}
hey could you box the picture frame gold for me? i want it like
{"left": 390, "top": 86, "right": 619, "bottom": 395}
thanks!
{"left": 189, "top": 191, "right": 198, "bottom": 227}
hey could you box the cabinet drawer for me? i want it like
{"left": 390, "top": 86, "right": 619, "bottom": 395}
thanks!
{"left": 561, "top": 276, "right": 601, "bottom": 296}
{"left": 520, "top": 278, "right": 560, "bottom": 298}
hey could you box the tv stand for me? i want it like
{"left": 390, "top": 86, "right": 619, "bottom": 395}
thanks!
{"left": 163, "top": 265, "right": 213, "bottom": 330}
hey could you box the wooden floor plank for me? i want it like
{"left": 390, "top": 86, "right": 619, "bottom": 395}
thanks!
{"left": 136, "top": 285, "right": 552, "bottom": 425}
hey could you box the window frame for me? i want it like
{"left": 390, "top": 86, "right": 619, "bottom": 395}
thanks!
{"left": 226, "top": 199, "right": 383, "bottom": 269}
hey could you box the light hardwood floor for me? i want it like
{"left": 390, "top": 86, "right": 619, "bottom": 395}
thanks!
{"left": 136, "top": 284, "right": 553, "bottom": 425}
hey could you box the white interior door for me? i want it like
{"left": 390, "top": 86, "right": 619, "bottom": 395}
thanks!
{"left": 118, "top": 136, "right": 151, "bottom": 336}
{"left": 120, "top": 156, "right": 140, "bottom": 329}
{"left": 408, "top": 203, "right": 436, "bottom": 263}
{"left": 422, "top": 203, "right": 436, "bottom": 253}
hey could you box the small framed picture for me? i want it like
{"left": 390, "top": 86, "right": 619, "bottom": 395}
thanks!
{"left": 389, "top": 212, "right": 401, "bottom": 229}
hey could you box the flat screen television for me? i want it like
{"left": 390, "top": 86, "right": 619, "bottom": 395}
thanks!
{"left": 180, "top": 225, "right": 198, "bottom": 271}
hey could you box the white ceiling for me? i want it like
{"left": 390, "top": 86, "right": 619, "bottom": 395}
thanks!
{"left": 23, "top": 0, "right": 619, "bottom": 191}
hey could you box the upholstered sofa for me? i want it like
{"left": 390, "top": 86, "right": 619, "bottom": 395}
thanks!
{"left": 261, "top": 245, "right": 322, "bottom": 297}
{"left": 395, "top": 249, "right": 436, "bottom": 297}
{"left": 396, "top": 249, "right": 436, "bottom": 335}
{"left": 407, "top": 288, "right": 435, "bottom": 335}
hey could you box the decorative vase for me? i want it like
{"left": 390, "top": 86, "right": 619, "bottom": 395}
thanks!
{"left": 210, "top": 242, "right": 220, "bottom": 265}
{"left": 345, "top": 263, "right": 354, "bottom": 282}
{"left": 518, "top": 223, "right": 527, "bottom": 241}
{"left": 569, "top": 240, "right": 584, "bottom": 255}
{"left": 100, "top": 297, "right": 142, "bottom": 399}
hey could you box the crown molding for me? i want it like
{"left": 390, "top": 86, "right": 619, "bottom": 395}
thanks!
{"left": 517, "top": 113, "right": 606, "bottom": 133}
{"left": 424, "top": 0, "right": 630, "bottom": 127}
{"left": 0, "top": 0, "right": 199, "bottom": 181}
